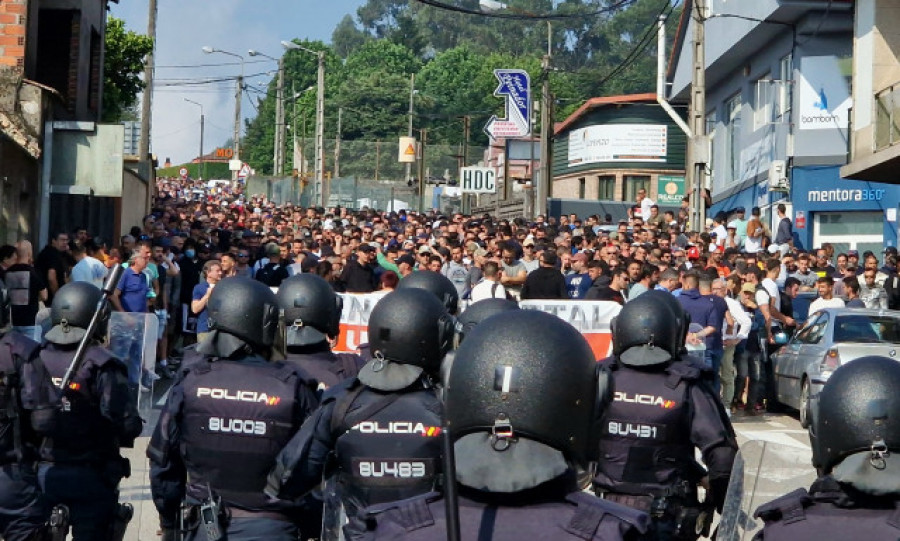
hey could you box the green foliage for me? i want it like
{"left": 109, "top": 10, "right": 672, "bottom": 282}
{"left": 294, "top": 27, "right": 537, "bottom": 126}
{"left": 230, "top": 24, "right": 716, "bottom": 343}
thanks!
{"left": 103, "top": 17, "right": 153, "bottom": 123}
{"left": 239, "top": 0, "right": 684, "bottom": 178}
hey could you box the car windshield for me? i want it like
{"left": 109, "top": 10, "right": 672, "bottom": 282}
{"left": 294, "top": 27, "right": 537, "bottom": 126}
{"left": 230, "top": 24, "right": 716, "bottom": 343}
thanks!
{"left": 833, "top": 315, "right": 900, "bottom": 343}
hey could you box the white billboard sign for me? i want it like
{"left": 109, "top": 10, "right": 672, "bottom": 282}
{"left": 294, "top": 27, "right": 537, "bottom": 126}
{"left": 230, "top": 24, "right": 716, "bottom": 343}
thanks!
{"left": 567, "top": 124, "right": 667, "bottom": 166}
{"left": 798, "top": 55, "right": 851, "bottom": 131}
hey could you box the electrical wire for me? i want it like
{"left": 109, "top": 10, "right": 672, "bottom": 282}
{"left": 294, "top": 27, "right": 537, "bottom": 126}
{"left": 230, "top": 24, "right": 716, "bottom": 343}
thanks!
{"left": 411, "top": 0, "right": 638, "bottom": 20}
{"left": 588, "top": 0, "right": 678, "bottom": 90}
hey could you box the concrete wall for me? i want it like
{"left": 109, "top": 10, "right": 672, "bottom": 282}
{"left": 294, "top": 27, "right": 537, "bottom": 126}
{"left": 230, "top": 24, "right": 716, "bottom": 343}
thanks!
{"left": 849, "top": 0, "right": 900, "bottom": 163}
{"left": 0, "top": 140, "right": 40, "bottom": 245}
{"left": 120, "top": 167, "right": 148, "bottom": 237}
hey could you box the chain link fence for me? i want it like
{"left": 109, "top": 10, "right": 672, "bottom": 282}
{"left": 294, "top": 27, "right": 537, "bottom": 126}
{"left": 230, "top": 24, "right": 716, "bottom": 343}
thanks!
{"left": 247, "top": 138, "right": 486, "bottom": 212}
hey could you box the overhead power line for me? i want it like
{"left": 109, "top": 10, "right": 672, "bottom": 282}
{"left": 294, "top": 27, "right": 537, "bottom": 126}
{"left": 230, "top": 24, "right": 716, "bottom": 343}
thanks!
{"left": 411, "top": 0, "right": 638, "bottom": 20}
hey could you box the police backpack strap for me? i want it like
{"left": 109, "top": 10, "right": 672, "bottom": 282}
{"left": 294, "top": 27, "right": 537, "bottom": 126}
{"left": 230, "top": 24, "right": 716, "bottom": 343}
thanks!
{"left": 754, "top": 488, "right": 810, "bottom": 525}
{"left": 565, "top": 491, "right": 649, "bottom": 540}
{"left": 335, "top": 353, "right": 364, "bottom": 379}
{"left": 330, "top": 383, "right": 402, "bottom": 437}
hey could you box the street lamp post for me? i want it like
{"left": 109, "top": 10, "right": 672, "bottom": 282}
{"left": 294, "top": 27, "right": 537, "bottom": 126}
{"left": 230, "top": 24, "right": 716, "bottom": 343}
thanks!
{"left": 282, "top": 41, "right": 325, "bottom": 207}
{"left": 248, "top": 49, "right": 285, "bottom": 177}
{"left": 202, "top": 46, "right": 244, "bottom": 181}
{"left": 183, "top": 98, "right": 204, "bottom": 180}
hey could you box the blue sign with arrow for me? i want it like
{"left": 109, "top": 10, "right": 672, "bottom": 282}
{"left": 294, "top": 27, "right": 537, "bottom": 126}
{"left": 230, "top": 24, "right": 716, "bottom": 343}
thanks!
{"left": 484, "top": 69, "right": 531, "bottom": 140}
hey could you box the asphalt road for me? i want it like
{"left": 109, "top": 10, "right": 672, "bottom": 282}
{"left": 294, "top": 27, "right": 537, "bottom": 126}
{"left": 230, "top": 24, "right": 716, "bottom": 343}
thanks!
{"left": 118, "top": 385, "right": 815, "bottom": 540}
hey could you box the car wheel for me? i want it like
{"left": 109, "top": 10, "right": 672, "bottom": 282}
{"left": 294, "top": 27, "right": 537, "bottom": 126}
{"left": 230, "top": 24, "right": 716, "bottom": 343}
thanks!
{"left": 800, "top": 378, "right": 811, "bottom": 428}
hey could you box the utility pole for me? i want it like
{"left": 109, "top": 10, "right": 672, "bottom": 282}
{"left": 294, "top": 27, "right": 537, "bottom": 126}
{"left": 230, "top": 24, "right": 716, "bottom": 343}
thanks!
{"left": 536, "top": 54, "right": 551, "bottom": 219}
{"left": 139, "top": 0, "right": 157, "bottom": 203}
{"left": 274, "top": 56, "right": 285, "bottom": 176}
{"left": 334, "top": 107, "right": 343, "bottom": 179}
{"left": 314, "top": 51, "right": 325, "bottom": 207}
{"left": 184, "top": 98, "right": 204, "bottom": 179}
{"left": 690, "top": 0, "right": 708, "bottom": 232}
{"left": 406, "top": 74, "right": 415, "bottom": 185}
{"left": 418, "top": 129, "right": 427, "bottom": 214}
{"left": 461, "top": 115, "right": 470, "bottom": 214}
{"left": 233, "top": 71, "right": 243, "bottom": 182}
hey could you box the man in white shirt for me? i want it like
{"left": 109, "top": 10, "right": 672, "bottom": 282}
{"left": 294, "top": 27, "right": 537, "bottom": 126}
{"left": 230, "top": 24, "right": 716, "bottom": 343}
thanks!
{"left": 808, "top": 275, "right": 846, "bottom": 315}
{"left": 70, "top": 242, "right": 107, "bottom": 288}
{"left": 637, "top": 188, "right": 654, "bottom": 222}
{"left": 714, "top": 278, "right": 751, "bottom": 412}
{"left": 470, "top": 260, "right": 508, "bottom": 302}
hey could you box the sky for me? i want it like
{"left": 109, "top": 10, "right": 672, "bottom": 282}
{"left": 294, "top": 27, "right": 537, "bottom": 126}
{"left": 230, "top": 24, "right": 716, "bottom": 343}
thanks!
{"left": 110, "top": 0, "right": 366, "bottom": 167}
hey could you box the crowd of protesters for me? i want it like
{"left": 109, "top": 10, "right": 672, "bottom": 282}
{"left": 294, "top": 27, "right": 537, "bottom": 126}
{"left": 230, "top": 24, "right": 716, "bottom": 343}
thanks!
{"left": 1, "top": 177, "right": 898, "bottom": 413}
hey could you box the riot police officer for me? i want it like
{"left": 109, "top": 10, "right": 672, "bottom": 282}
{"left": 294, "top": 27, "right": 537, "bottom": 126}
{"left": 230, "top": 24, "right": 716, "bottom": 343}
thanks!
{"left": 0, "top": 277, "right": 58, "bottom": 541}
{"left": 753, "top": 356, "right": 900, "bottom": 539}
{"left": 354, "top": 309, "right": 649, "bottom": 540}
{"left": 148, "top": 277, "right": 319, "bottom": 540}
{"left": 593, "top": 290, "right": 737, "bottom": 540}
{"left": 266, "top": 288, "right": 453, "bottom": 533}
{"left": 38, "top": 281, "right": 143, "bottom": 541}
{"left": 396, "top": 270, "right": 459, "bottom": 315}
{"left": 276, "top": 274, "right": 364, "bottom": 393}
{"left": 454, "top": 298, "right": 518, "bottom": 344}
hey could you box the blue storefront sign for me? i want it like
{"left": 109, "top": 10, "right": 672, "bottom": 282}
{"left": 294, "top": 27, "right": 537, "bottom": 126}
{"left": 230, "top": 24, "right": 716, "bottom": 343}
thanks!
{"left": 791, "top": 165, "right": 900, "bottom": 249}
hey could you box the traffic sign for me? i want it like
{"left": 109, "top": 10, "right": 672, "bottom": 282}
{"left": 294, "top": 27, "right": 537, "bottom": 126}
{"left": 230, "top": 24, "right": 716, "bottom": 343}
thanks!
{"left": 237, "top": 163, "right": 251, "bottom": 181}
{"left": 179, "top": 167, "right": 188, "bottom": 178}
{"left": 398, "top": 136, "right": 417, "bottom": 163}
{"left": 484, "top": 69, "right": 531, "bottom": 140}
{"left": 459, "top": 166, "right": 496, "bottom": 194}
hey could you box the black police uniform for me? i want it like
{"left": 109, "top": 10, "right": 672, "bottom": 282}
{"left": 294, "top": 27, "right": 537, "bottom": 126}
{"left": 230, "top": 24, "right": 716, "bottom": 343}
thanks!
{"left": 0, "top": 330, "right": 58, "bottom": 541}
{"left": 752, "top": 356, "right": 900, "bottom": 540}
{"left": 267, "top": 376, "right": 443, "bottom": 521}
{"left": 148, "top": 277, "right": 319, "bottom": 541}
{"left": 284, "top": 344, "right": 364, "bottom": 393}
{"left": 594, "top": 356, "right": 736, "bottom": 539}
{"left": 356, "top": 307, "right": 648, "bottom": 541}
{"left": 148, "top": 354, "right": 318, "bottom": 540}
{"left": 593, "top": 290, "right": 737, "bottom": 541}
{"left": 38, "top": 342, "right": 142, "bottom": 541}
{"left": 267, "top": 288, "right": 452, "bottom": 533}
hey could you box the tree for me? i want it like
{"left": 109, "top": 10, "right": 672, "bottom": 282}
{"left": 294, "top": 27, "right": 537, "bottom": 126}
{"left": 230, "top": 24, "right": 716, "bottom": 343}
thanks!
{"left": 332, "top": 14, "right": 370, "bottom": 58}
{"left": 102, "top": 16, "right": 153, "bottom": 123}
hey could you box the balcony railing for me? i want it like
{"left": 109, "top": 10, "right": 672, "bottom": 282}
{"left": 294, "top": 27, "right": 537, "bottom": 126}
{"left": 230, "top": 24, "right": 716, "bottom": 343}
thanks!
{"left": 875, "top": 82, "right": 900, "bottom": 151}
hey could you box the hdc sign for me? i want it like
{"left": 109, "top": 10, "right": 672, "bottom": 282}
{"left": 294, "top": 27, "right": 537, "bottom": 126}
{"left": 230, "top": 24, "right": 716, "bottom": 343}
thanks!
{"left": 460, "top": 167, "right": 496, "bottom": 194}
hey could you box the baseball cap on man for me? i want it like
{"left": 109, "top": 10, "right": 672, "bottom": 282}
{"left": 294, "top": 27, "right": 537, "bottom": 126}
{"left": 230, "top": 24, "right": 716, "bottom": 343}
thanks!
{"left": 265, "top": 242, "right": 281, "bottom": 256}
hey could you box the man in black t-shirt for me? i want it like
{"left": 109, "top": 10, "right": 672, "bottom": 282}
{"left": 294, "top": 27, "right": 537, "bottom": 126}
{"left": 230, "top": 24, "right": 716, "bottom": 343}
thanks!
{"left": 35, "top": 232, "right": 69, "bottom": 304}
{"left": 5, "top": 241, "right": 47, "bottom": 339}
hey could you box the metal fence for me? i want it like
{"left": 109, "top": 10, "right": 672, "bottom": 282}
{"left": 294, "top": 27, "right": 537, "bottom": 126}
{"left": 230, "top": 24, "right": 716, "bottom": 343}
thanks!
{"left": 245, "top": 137, "right": 486, "bottom": 212}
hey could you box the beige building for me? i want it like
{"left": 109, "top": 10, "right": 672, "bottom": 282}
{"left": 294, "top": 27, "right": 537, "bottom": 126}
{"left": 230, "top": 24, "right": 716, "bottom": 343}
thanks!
{"left": 842, "top": 0, "right": 900, "bottom": 182}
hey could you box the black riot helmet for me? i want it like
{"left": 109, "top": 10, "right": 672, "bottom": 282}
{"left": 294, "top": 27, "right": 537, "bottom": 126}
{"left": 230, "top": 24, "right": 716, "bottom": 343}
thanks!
{"left": 812, "top": 356, "right": 900, "bottom": 474}
{"left": 446, "top": 310, "right": 598, "bottom": 468}
{"left": 611, "top": 290, "right": 687, "bottom": 366}
{"left": 45, "top": 282, "right": 107, "bottom": 345}
{"left": 277, "top": 274, "right": 343, "bottom": 346}
{"left": 359, "top": 288, "right": 454, "bottom": 391}
{"left": 0, "top": 277, "right": 9, "bottom": 330}
{"left": 205, "top": 277, "right": 279, "bottom": 349}
{"left": 396, "top": 270, "right": 459, "bottom": 315}
{"left": 456, "top": 298, "right": 519, "bottom": 343}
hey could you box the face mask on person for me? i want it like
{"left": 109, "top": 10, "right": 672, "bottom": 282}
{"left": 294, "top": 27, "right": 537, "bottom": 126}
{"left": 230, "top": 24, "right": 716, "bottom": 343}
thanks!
{"left": 184, "top": 249, "right": 196, "bottom": 259}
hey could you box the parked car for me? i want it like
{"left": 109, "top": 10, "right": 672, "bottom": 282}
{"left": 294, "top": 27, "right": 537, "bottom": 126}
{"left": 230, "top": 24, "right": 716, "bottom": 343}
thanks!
{"left": 771, "top": 307, "right": 900, "bottom": 427}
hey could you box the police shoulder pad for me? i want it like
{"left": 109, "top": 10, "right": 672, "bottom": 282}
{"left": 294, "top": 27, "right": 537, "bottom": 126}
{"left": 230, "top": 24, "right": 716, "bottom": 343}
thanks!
{"left": 4, "top": 332, "right": 40, "bottom": 362}
{"left": 753, "top": 488, "right": 811, "bottom": 522}
{"left": 87, "top": 346, "right": 126, "bottom": 371}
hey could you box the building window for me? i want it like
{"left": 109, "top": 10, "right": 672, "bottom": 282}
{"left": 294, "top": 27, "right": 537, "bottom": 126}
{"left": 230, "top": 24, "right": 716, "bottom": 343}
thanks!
{"left": 597, "top": 175, "right": 615, "bottom": 200}
{"left": 36, "top": 10, "right": 79, "bottom": 109}
{"left": 777, "top": 53, "right": 793, "bottom": 119}
{"left": 624, "top": 175, "right": 649, "bottom": 202}
{"left": 755, "top": 72, "right": 774, "bottom": 129}
{"left": 578, "top": 177, "right": 586, "bottom": 199}
{"left": 725, "top": 93, "right": 742, "bottom": 184}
